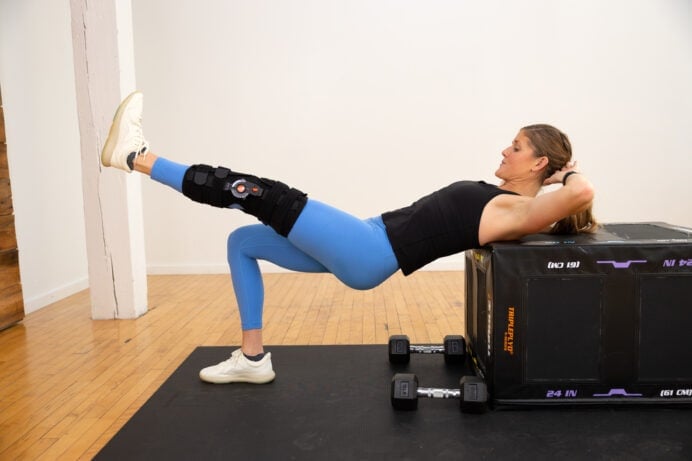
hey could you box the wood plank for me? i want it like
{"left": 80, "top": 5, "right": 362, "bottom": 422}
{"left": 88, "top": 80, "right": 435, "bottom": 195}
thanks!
{"left": 0, "top": 105, "right": 5, "bottom": 143}
{"left": 0, "top": 249, "right": 20, "bottom": 280}
{"left": 0, "top": 143, "right": 8, "bottom": 179}
{"left": 0, "top": 282, "right": 23, "bottom": 329}
{"left": 0, "top": 214, "right": 17, "bottom": 251}
{"left": 0, "top": 248, "right": 23, "bottom": 330}
{"left": 0, "top": 178, "right": 13, "bottom": 216}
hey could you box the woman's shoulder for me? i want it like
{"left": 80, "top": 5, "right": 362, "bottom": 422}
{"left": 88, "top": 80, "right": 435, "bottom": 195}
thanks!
{"left": 483, "top": 191, "right": 530, "bottom": 211}
{"left": 478, "top": 193, "right": 533, "bottom": 245}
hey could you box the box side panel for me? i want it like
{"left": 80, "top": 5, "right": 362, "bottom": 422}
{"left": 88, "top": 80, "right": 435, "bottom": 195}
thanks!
{"left": 488, "top": 242, "right": 692, "bottom": 407}
{"left": 639, "top": 274, "right": 692, "bottom": 381}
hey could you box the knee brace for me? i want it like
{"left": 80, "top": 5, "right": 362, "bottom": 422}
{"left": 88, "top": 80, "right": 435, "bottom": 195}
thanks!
{"left": 182, "top": 164, "right": 307, "bottom": 237}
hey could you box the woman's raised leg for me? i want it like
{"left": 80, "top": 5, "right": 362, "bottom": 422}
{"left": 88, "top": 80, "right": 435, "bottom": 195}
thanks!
{"left": 101, "top": 91, "right": 400, "bottom": 385}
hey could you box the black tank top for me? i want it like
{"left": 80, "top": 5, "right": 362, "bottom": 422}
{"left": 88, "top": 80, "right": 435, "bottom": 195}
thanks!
{"left": 381, "top": 181, "right": 518, "bottom": 275}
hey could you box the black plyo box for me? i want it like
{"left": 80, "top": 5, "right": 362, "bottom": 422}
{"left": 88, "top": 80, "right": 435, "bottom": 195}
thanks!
{"left": 464, "top": 222, "right": 692, "bottom": 407}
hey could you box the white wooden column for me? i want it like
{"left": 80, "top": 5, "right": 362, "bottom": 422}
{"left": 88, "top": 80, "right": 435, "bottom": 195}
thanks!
{"left": 70, "top": 0, "right": 147, "bottom": 319}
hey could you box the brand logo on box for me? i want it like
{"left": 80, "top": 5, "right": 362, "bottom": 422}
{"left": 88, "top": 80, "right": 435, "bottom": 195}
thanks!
{"left": 502, "top": 306, "right": 515, "bottom": 356}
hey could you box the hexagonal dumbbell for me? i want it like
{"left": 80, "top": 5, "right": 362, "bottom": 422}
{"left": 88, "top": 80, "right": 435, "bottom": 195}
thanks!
{"left": 390, "top": 373, "right": 488, "bottom": 414}
{"left": 388, "top": 334, "right": 466, "bottom": 365}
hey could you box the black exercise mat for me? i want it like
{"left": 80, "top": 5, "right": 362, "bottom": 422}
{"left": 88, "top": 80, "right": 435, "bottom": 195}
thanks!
{"left": 96, "top": 346, "right": 692, "bottom": 460}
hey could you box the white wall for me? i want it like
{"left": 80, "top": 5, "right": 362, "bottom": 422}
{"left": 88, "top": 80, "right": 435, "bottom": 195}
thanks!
{"left": 0, "top": 0, "right": 691, "bottom": 313}
{"left": 133, "top": 0, "right": 692, "bottom": 274}
{"left": 0, "top": 0, "right": 89, "bottom": 313}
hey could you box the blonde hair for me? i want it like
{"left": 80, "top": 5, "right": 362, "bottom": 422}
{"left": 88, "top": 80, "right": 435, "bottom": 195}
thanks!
{"left": 521, "top": 124, "right": 598, "bottom": 234}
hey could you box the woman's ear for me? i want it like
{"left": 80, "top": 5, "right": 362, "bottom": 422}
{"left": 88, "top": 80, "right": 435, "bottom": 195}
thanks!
{"left": 532, "top": 156, "right": 549, "bottom": 173}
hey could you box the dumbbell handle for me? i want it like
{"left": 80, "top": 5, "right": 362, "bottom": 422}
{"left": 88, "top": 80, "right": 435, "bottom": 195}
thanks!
{"left": 409, "top": 345, "right": 445, "bottom": 354}
{"left": 417, "top": 387, "right": 461, "bottom": 399}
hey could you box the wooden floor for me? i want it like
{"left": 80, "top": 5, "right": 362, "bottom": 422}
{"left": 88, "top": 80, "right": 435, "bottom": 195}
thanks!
{"left": 0, "top": 271, "right": 465, "bottom": 460}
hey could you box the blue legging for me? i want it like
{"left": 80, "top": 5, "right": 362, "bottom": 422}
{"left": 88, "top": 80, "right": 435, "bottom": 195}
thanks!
{"left": 151, "top": 157, "right": 400, "bottom": 330}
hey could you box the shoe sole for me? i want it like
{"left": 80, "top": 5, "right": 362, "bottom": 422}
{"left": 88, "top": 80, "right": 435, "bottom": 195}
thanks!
{"left": 199, "top": 370, "right": 276, "bottom": 384}
{"left": 101, "top": 90, "right": 141, "bottom": 168}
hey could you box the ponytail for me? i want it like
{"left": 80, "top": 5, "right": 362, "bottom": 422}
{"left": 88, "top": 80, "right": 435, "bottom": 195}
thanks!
{"left": 550, "top": 206, "right": 598, "bottom": 235}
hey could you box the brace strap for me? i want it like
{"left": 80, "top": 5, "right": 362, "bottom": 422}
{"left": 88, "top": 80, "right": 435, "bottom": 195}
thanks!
{"left": 182, "top": 164, "right": 307, "bottom": 237}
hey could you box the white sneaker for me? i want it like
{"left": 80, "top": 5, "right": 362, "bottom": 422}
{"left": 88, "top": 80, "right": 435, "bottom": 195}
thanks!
{"left": 101, "top": 91, "right": 149, "bottom": 172}
{"left": 199, "top": 349, "right": 276, "bottom": 384}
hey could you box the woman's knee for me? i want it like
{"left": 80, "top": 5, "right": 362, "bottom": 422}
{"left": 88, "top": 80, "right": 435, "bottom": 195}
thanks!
{"left": 341, "top": 276, "right": 381, "bottom": 291}
{"left": 227, "top": 225, "right": 265, "bottom": 261}
{"left": 334, "top": 265, "right": 393, "bottom": 291}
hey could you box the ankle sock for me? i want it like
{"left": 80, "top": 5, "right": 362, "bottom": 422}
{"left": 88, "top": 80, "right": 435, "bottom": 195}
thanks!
{"left": 243, "top": 352, "right": 265, "bottom": 362}
{"left": 126, "top": 147, "right": 147, "bottom": 170}
{"left": 126, "top": 152, "right": 136, "bottom": 170}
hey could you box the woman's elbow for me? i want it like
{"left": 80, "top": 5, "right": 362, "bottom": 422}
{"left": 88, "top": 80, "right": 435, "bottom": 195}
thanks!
{"left": 573, "top": 181, "right": 595, "bottom": 211}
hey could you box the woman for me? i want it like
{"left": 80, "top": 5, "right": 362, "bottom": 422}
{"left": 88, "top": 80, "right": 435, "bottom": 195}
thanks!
{"left": 102, "top": 91, "right": 596, "bottom": 384}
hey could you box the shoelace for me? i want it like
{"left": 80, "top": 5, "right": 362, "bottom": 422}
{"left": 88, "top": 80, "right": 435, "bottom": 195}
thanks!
{"left": 221, "top": 350, "right": 244, "bottom": 369}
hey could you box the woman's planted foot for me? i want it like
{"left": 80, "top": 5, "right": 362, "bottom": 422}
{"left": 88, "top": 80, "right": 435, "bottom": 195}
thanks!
{"left": 199, "top": 349, "right": 275, "bottom": 384}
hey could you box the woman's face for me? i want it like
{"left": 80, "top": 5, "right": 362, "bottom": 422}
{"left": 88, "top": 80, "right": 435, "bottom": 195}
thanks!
{"left": 495, "top": 131, "right": 542, "bottom": 181}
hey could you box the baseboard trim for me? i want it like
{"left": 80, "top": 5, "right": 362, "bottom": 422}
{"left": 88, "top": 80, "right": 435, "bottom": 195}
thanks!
{"left": 24, "top": 276, "right": 90, "bottom": 314}
{"left": 26, "top": 258, "right": 465, "bottom": 314}
{"left": 146, "top": 257, "right": 466, "bottom": 275}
